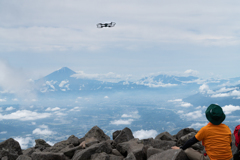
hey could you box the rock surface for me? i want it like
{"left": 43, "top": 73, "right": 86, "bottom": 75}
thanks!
{"left": 0, "top": 126, "right": 236, "bottom": 160}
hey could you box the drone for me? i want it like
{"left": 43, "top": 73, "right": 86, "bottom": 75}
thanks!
{"left": 97, "top": 22, "right": 116, "bottom": 28}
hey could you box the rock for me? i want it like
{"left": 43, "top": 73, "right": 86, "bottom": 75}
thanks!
{"left": 67, "top": 135, "right": 80, "bottom": 146}
{"left": 109, "top": 154, "right": 124, "bottom": 160}
{"left": 113, "top": 130, "right": 121, "bottom": 140}
{"left": 34, "top": 139, "right": 51, "bottom": 151}
{"left": 16, "top": 155, "right": 32, "bottom": 160}
{"left": 151, "top": 140, "right": 176, "bottom": 150}
{"left": 175, "top": 128, "right": 197, "bottom": 140}
{"left": 0, "top": 138, "right": 22, "bottom": 156}
{"left": 84, "top": 126, "right": 110, "bottom": 142}
{"left": 63, "top": 145, "right": 83, "bottom": 159}
{"left": 114, "top": 128, "right": 134, "bottom": 144}
{"left": 72, "top": 141, "right": 112, "bottom": 160}
{"left": 124, "top": 152, "right": 136, "bottom": 160}
{"left": 91, "top": 152, "right": 109, "bottom": 160}
{"left": 147, "top": 147, "right": 163, "bottom": 159}
{"left": 43, "top": 140, "right": 69, "bottom": 153}
{"left": 148, "top": 149, "right": 189, "bottom": 160}
{"left": 116, "top": 139, "right": 144, "bottom": 160}
{"left": 112, "top": 149, "right": 122, "bottom": 156}
{"left": 31, "top": 152, "right": 68, "bottom": 160}
{"left": 1, "top": 156, "right": 8, "bottom": 160}
{"left": 155, "top": 132, "right": 176, "bottom": 141}
{"left": 0, "top": 150, "right": 18, "bottom": 160}
{"left": 22, "top": 148, "right": 35, "bottom": 157}
{"left": 141, "top": 145, "right": 151, "bottom": 160}
{"left": 85, "top": 139, "right": 99, "bottom": 148}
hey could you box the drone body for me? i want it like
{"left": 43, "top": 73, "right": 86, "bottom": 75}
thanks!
{"left": 97, "top": 22, "right": 116, "bottom": 28}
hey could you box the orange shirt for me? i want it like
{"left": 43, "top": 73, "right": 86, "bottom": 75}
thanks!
{"left": 195, "top": 122, "right": 232, "bottom": 160}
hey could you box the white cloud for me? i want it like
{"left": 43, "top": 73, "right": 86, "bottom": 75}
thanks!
{"left": 121, "top": 111, "right": 140, "bottom": 119}
{"left": 211, "top": 89, "right": 240, "bottom": 98}
{"left": 199, "top": 84, "right": 213, "bottom": 94}
{"left": 222, "top": 105, "right": 240, "bottom": 115}
{"left": 184, "top": 110, "right": 202, "bottom": 119}
{"left": 5, "top": 106, "right": 15, "bottom": 111}
{"left": 104, "top": 96, "right": 109, "bottom": 99}
{"left": 216, "top": 87, "right": 238, "bottom": 93}
{"left": 189, "top": 123, "right": 206, "bottom": 129}
{"left": 168, "top": 99, "right": 192, "bottom": 107}
{"left": 14, "top": 136, "right": 35, "bottom": 149}
{"left": 136, "top": 77, "right": 178, "bottom": 88}
{"left": 59, "top": 80, "right": 69, "bottom": 87}
{"left": 32, "top": 125, "right": 55, "bottom": 136}
{"left": 0, "top": 131, "right": 7, "bottom": 134}
{"left": 184, "top": 69, "right": 199, "bottom": 76}
{"left": 32, "top": 122, "right": 36, "bottom": 125}
{"left": 177, "top": 110, "right": 184, "bottom": 114}
{"left": 110, "top": 119, "right": 134, "bottom": 125}
{"left": 133, "top": 129, "right": 158, "bottom": 140}
{"left": 0, "top": 110, "right": 51, "bottom": 121}
{"left": 45, "top": 107, "right": 60, "bottom": 111}
{"left": 0, "top": 98, "right": 6, "bottom": 102}
{"left": 69, "top": 107, "right": 80, "bottom": 112}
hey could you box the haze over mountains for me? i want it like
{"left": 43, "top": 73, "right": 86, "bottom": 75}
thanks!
{"left": 0, "top": 67, "right": 240, "bottom": 149}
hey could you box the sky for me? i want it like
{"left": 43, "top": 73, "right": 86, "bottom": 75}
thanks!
{"left": 1, "top": 0, "right": 240, "bottom": 80}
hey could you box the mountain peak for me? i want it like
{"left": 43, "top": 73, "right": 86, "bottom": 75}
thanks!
{"left": 43, "top": 67, "right": 76, "bottom": 81}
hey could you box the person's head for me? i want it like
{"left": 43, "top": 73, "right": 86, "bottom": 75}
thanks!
{"left": 205, "top": 104, "right": 226, "bottom": 125}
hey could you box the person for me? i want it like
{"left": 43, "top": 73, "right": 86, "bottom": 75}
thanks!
{"left": 172, "top": 104, "right": 233, "bottom": 160}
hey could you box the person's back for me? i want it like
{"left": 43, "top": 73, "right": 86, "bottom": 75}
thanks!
{"left": 195, "top": 122, "right": 232, "bottom": 160}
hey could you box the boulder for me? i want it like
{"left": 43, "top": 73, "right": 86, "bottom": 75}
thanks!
{"left": 84, "top": 126, "right": 110, "bottom": 142}
{"left": 109, "top": 154, "right": 124, "bottom": 160}
{"left": 148, "top": 149, "right": 189, "bottom": 160}
{"left": 34, "top": 139, "right": 51, "bottom": 151}
{"left": 0, "top": 150, "right": 18, "bottom": 160}
{"left": 67, "top": 135, "right": 80, "bottom": 146}
{"left": 16, "top": 155, "right": 32, "bottom": 160}
{"left": 116, "top": 139, "right": 144, "bottom": 160}
{"left": 147, "top": 147, "right": 163, "bottom": 159}
{"left": 91, "top": 152, "right": 109, "bottom": 160}
{"left": 43, "top": 140, "right": 69, "bottom": 153}
{"left": 62, "top": 145, "right": 84, "bottom": 159}
{"left": 113, "top": 130, "right": 121, "bottom": 140}
{"left": 114, "top": 128, "right": 134, "bottom": 144}
{"left": 175, "top": 128, "right": 197, "bottom": 140}
{"left": 151, "top": 140, "right": 176, "bottom": 150}
{"left": 72, "top": 141, "right": 112, "bottom": 160}
{"left": 124, "top": 152, "right": 136, "bottom": 160}
{"left": 22, "top": 148, "right": 35, "bottom": 157}
{"left": 112, "top": 149, "right": 122, "bottom": 156}
{"left": 0, "top": 138, "right": 22, "bottom": 156}
{"left": 155, "top": 132, "right": 176, "bottom": 141}
{"left": 31, "top": 152, "right": 68, "bottom": 160}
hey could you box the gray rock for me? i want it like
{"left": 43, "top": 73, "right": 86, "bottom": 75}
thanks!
{"left": 124, "top": 152, "right": 136, "bottom": 160}
{"left": 109, "top": 154, "right": 124, "bottom": 160}
{"left": 67, "top": 135, "right": 80, "bottom": 146}
{"left": 72, "top": 141, "right": 112, "bottom": 160}
{"left": 175, "top": 128, "right": 197, "bottom": 140}
{"left": 22, "top": 148, "right": 34, "bottom": 157}
{"left": 34, "top": 139, "right": 51, "bottom": 151}
{"left": 114, "top": 128, "right": 134, "bottom": 144}
{"left": 84, "top": 126, "right": 110, "bottom": 142}
{"left": 0, "top": 138, "right": 22, "bottom": 156}
{"left": 63, "top": 145, "right": 83, "bottom": 159}
{"left": 151, "top": 140, "right": 176, "bottom": 150}
{"left": 155, "top": 132, "right": 176, "bottom": 141}
{"left": 148, "top": 149, "right": 189, "bottom": 160}
{"left": 16, "top": 155, "right": 32, "bottom": 160}
{"left": 0, "top": 150, "right": 18, "bottom": 160}
{"left": 91, "top": 152, "right": 109, "bottom": 160}
{"left": 1, "top": 156, "right": 8, "bottom": 160}
{"left": 112, "top": 149, "right": 122, "bottom": 156}
{"left": 31, "top": 152, "right": 68, "bottom": 160}
{"left": 113, "top": 130, "right": 121, "bottom": 140}
{"left": 116, "top": 139, "right": 144, "bottom": 160}
{"left": 43, "top": 140, "right": 69, "bottom": 153}
{"left": 147, "top": 147, "right": 163, "bottom": 159}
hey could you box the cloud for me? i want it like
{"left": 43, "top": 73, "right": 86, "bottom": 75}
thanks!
{"left": 222, "top": 105, "right": 240, "bottom": 115}
{"left": 69, "top": 107, "right": 81, "bottom": 112}
{"left": 168, "top": 99, "right": 193, "bottom": 107}
{"left": 0, "top": 131, "right": 7, "bottom": 134}
{"left": 104, "top": 96, "right": 109, "bottom": 99}
{"left": 211, "top": 89, "right": 240, "bottom": 98}
{"left": 45, "top": 107, "right": 60, "bottom": 111}
{"left": 14, "top": 136, "right": 35, "bottom": 149}
{"left": 188, "top": 123, "right": 206, "bottom": 129}
{"left": 5, "top": 106, "right": 15, "bottom": 111}
{"left": 184, "top": 110, "right": 203, "bottom": 119}
{"left": 133, "top": 129, "right": 158, "bottom": 140}
{"left": 110, "top": 119, "right": 134, "bottom": 125}
{"left": 0, "top": 110, "right": 51, "bottom": 121}
{"left": 121, "top": 111, "right": 140, "bottom": 119}
{"left": 59, "top": 80, "right": 69, "bottom": 87}
{"left": 71, "top": 71, "right": 132, "bottom": 82}
{"left": 32, "top": 125, "right": 55, "bottom": 136}
{"left": 136, "top": 77, "right": 178, "bottom": 88}
{"left": 184, "top": 69, "right": 199, "bottom": 76}
{"left": 0, "top": 60, "right": 36, "bottom": 99}
{"left": 0, "top": 98, "right": 6, "bottom": 102}
{"left": 199, "top": 84, "right": 213, "bottom": 94}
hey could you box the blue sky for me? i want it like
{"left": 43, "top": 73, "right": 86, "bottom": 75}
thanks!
{"left": 0, "top": 0, "right": 240, "bottom": 80}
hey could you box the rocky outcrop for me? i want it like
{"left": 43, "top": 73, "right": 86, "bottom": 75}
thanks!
{"left": 0, "top": 126, "right": 237, "bottom": 160}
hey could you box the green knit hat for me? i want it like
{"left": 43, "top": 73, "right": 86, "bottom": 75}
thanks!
{"left": 205, "top": 104, "right": 226, "bottom": 125}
